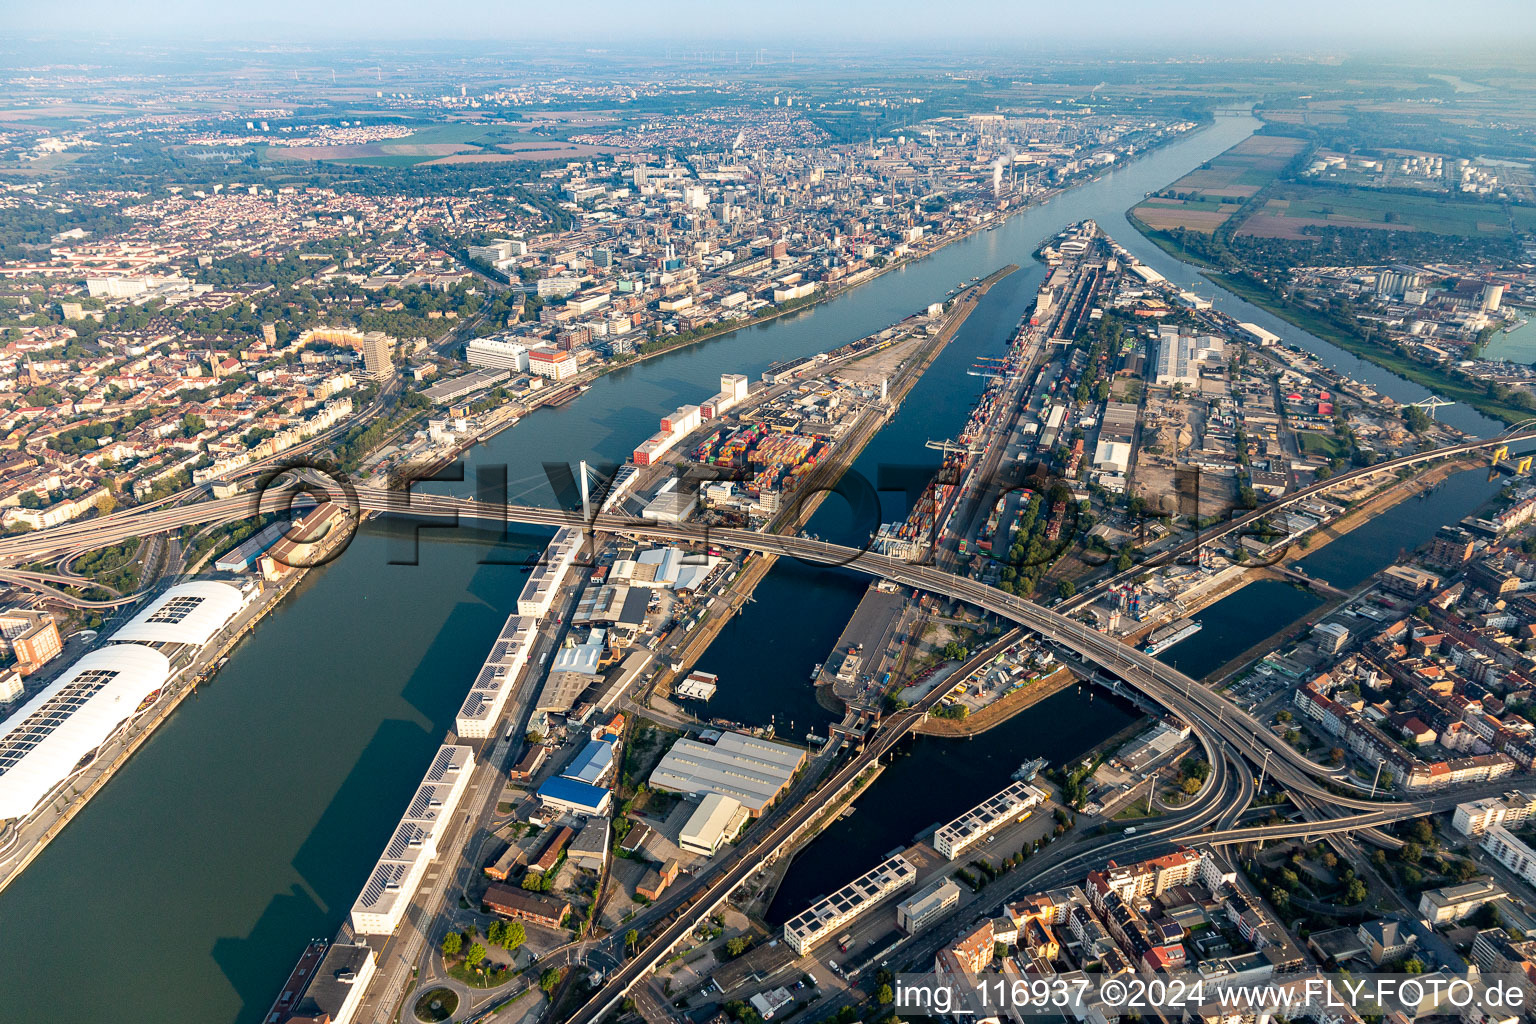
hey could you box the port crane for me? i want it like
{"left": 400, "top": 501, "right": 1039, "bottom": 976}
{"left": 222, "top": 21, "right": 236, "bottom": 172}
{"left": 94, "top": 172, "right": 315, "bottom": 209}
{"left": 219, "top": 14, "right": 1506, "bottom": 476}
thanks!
{"left": 1407, "top": 395, "right": 1455, "bottom": 419}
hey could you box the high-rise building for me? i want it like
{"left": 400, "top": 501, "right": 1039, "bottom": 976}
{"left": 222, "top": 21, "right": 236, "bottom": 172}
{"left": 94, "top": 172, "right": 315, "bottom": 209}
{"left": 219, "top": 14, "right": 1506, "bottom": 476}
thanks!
{"left": 262, "top": 323, "right": 277, "bottom": 345}
{"left": 361, "top": 332, "right": 393, "bottom": 379}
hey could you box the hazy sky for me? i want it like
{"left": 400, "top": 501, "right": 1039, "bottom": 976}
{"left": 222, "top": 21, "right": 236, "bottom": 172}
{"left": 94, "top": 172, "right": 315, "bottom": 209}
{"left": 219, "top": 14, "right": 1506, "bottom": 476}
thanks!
{"left": 8, "top": 0, "right": 1536, "bottom": 50}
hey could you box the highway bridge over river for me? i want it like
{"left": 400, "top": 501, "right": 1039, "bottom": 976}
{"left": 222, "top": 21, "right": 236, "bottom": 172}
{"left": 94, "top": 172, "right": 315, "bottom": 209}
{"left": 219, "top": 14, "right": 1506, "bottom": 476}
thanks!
{"left": 7, "top": 428, "right": 1536, "bottom": 1023}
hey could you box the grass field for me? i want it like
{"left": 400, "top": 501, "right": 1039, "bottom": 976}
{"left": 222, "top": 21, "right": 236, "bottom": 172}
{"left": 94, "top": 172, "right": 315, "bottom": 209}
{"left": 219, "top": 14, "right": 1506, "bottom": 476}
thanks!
{"left": 261, "top": 117, "right": 626, "bottom": 166}
{"left": 1237, "top": 183, "right": 1536, "bottom": 239}
{"left": 1297, "top": 431, "right": 1347, "bottom": 459}
{"left": 1131, "top": 134, "right": 1309, "bottom": 234}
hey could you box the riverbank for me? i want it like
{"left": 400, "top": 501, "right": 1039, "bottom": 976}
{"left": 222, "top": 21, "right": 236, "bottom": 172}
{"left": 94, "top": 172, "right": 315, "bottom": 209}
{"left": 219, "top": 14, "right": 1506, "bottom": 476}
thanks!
{"left": 912, "top": 665, "right": 1078, "bottom": 738}
{"left": 1124, "top": 210, "right": 1527, "bottom": 429}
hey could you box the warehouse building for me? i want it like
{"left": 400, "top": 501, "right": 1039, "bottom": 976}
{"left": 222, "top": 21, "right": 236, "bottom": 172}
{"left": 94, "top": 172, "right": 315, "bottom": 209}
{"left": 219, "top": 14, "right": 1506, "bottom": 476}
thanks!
{"left": 213, "top": 522, "right": 288, "bottom": 573}
{"left": 678, "top": 793, "right": 749, "bottom": 856}
{"left": 933, "top": 781, "right": 1045, "bottom": 860}
{"left": 111, "top": 580, "right": 246, "bottom": 651}
{"left": 783, "top": 854, "right": 917, "bottom": 954}
{"left": 517, "top": 526, "right": 583, "bottom": 618}
{"left": 280, "top": 941, "right": 376, "bottom": 1024}
{"left": 455, "top": 614, "right": 538, "bottom": 738}
{"left": 648, "top": 731, "right": 805, "bottom": 816}
{"left": 350, "top": 745, "right": 474, "bottom": 935}
{"left": 536, "top": 631, "right": 606, "bottom": 713}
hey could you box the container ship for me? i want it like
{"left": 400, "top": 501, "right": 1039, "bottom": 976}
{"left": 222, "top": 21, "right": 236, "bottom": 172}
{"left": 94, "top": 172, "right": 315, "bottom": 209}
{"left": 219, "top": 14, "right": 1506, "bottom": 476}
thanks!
{"left": 1143, "top": 618, "right": 1203, "bottom": 656}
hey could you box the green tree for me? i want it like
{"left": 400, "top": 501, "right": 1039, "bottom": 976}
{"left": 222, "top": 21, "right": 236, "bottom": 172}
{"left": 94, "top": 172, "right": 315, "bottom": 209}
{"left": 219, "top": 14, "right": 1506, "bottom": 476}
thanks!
{"left": 503, "top": 920, "right": 526, "bottom": 949}
{"left": 441, "top": 932, "right": 462, "bottom": 957}
{"left": 877, "top": 984, "right": 895, "bottom": 1004}
{"left": 1345, "top": 879, "right": 1367, "bottom": 904}
{"left": 465, "top": 943, "right": 486, "bottom": 968}
{"left": 540, "top": 967, "right": 566, "bottom": 993}
{"left": 625, "top": 928, "right": 640, "bottom": 955}
{"left": 725, "top": 936, "right": 751, "bottom": 958}
{"left": 1057, "top": 580, "right": 1076, "bottom": 600}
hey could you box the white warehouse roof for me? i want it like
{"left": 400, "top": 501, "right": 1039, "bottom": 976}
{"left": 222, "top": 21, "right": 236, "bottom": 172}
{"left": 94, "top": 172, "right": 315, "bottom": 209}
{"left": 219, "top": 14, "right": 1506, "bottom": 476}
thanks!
{"left": 0, "top": 645, "right": 171, "bottom": 821}
{"left": 111, "top": 581, "right": 245, "bottom": 648}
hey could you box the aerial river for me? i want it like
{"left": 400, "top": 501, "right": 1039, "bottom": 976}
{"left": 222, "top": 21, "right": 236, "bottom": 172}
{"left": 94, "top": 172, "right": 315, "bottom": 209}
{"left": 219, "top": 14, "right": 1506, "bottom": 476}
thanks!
{"left": 0, "top": 114, "right": 1512, "bottom": 1024}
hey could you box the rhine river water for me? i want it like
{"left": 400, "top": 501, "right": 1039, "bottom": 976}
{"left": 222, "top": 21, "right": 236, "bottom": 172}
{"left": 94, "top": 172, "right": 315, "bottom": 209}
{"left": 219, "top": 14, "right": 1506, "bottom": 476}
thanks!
{"left": 0, "top": 114, "right": 1517, "bottom": 1024}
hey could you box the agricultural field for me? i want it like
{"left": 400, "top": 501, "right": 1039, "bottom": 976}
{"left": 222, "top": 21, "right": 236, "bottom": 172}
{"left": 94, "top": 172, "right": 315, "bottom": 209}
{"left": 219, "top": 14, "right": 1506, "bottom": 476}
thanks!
{"left": 1235, "top": 183, "right": 1536, "bottom": 239}
{"left": 1131, "top": 134, "right": 1308, "bottom": 233}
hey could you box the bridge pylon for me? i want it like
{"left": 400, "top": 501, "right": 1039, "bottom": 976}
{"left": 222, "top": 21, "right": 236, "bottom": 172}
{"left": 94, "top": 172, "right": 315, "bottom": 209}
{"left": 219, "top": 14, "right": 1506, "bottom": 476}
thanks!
{"left": 1493, "top": 444, "right": 1510, "bottom": 464}
{"left": 1519, "top": 455, "right": 1533, "bottom": 475}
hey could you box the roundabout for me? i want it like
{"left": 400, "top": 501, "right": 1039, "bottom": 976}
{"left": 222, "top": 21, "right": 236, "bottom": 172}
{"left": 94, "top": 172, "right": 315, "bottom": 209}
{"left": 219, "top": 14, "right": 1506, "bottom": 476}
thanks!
{"left": 414, "top": 987, "right": 459, "bottom": 1023}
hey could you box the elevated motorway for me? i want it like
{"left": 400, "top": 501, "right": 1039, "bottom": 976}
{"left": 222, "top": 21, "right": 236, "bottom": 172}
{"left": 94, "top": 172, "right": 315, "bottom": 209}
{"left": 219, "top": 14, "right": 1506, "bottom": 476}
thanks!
{"left": 1061, "top": 423, "right": 1536, "bottom": 609}
{"left": 0, "top": 476, "right": 1444, "bottom": 810}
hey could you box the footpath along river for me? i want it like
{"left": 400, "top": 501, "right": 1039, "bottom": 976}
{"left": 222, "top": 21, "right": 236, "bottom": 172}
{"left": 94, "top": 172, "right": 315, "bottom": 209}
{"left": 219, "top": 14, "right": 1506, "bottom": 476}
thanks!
{"left": 0, "top": 113, "right": 1513, "bottom": 1024}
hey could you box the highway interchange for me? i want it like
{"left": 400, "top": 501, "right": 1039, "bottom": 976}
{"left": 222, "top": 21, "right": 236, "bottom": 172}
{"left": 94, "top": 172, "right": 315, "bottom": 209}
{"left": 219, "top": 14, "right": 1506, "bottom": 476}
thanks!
{"left": 8, "top": 422, "right": 1536, "bottom": 1023}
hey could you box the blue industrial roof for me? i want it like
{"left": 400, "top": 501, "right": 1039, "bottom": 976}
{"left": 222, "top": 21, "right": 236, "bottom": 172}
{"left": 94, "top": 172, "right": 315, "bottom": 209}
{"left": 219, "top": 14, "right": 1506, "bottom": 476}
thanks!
{"left": 537, "top": 775, "right": 609, "bottom": 811}
{"left": 562, "top": 738, "right": 615, "bottom": 787}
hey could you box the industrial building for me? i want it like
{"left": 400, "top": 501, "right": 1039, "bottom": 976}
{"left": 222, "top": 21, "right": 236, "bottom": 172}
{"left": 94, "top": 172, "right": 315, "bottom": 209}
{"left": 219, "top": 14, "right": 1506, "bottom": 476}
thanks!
{"left": 528, "top": 346, "right": 578, "bottom": 381}
{"left": 783, "top": 854, "right": 917, "bottom": 954}
{"left": 562, "top": 737, "right": 617, "bottom": 787}
{"left": 421, "top": 367, "right": 511, "bottom": 405}
{"left": 633, "top": 404, "right": 702, "bottom": 466}
{"left": 674, "top": 670, "right": 718, "bottom": 701}
{"left": 897, "top": 877, "right": 963, "bottom": 934}
{"left": 349, "top": 744, "right": 474, "bottom": 935}
{"left": 568, "top": 817, "right": 610, "bottom": 872}
{"left": 535, "top": 775, "right": 612, "bottom": 817}
{"left": 1152, "top": 326, "right": 1224, "bottom": 387}
{"left": 648, "top": 731, "right": 805, "bottom": 816}
{"left": 536, "top": 631, "right": 606, "bottom": 713}
{"left": 678, "top": 793, "right": 748, "bottom": 856}
{"left": 933, "top": 781, "right": 1046, "bottom": 860}
{"left": 701, "top": 373, "right": 750, "bottom": 419}
{"left": 213, "top": 522, "right": 288, "bottom": 572}
{"left": 455, "top": 614, "right": 538, "bottom": 738}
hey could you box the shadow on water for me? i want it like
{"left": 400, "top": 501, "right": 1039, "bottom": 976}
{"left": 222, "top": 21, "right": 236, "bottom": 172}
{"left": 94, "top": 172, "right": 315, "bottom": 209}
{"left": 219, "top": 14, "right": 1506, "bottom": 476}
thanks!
{"left": 216, "top": 718, "right": 436, "bottom": 1022}
{"left": 212, "top": 885, "right": 329, "bottom": 1024}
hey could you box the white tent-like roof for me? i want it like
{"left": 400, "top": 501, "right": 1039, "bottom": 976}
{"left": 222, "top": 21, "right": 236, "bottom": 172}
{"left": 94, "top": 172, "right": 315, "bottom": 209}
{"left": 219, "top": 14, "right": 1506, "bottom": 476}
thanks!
{"left": 0, "top": 644, "right": 171, "bottom": 821}
{"left": 111, "top": 580, "right": 245, "bottom": 648}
